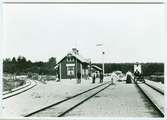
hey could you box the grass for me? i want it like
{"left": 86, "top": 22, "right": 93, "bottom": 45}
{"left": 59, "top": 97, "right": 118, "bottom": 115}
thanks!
{"left": 145, "top": 75, "right": 164, "bottom": 84}
{"left": 3, "top": 77, "right": 26, "bottom": 92}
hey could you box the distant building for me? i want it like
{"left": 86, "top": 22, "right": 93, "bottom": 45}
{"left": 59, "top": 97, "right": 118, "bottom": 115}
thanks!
{"left": 55, "top": 48, "right": 102, "bottom": 80}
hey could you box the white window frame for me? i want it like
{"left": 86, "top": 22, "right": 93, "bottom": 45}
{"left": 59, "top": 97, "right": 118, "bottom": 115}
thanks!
{"left": 66, "top": 64, "right": 75, "bottom": 76}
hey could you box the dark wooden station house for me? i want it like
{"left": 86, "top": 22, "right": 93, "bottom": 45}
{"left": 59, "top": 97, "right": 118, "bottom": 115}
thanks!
{"left": 55, "top": 48, "right": 92, "bottom": 79}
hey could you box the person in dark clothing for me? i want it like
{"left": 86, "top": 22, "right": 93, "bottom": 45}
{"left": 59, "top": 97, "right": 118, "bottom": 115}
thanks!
{"left": 126, "top": 74, "right": 132, "bottom": 83}
{"left": 57, "top": 72, "right": 60, "bottom": 82}
{"left": 99, "top": 72, "right": 103, "bottom": 83}
{"left": 92, "top": 72, "right": 96, "bottom": 83}
{"left": 126, "top": 71, "right": 132, "bottom": 84}
{"left": 96, "top": 71, "right": 99, "bottom": 78}
{"left": 69, "top": 71, "right": 72, "bottom": 80}
{"left": 77, "top": 70, "right": 81, "bottom": 84}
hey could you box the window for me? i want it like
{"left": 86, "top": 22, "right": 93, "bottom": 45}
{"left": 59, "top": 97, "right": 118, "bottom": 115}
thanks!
{"left": 66, "top": 58, "right": 69, "bottom": 62}
{"left": 67, "top": 66, "right": 75, "bottom": 76}
{"left": 66, "top": 57, "right": 75, "bottom": 62}
{"left": 71, "top": 58, "right": 74, "bottom": 62}
{"left": 66, "top": 64, "right": 75, "bottom": 76}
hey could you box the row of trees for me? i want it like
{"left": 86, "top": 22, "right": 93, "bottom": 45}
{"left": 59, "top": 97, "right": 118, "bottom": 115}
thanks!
{"left": 93, "top": 63, "right": 164, "bottom": 76}
{"left": 3, "top": 56, "right": 57, "bottom": 75}
{"left": 141, "top": 63, "right": 164, "bottom": 76}
{"left": 3, "top": 56, "right": 164, "bottom": 76}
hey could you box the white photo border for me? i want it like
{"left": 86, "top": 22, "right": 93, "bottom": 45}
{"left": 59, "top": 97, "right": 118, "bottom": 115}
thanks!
{"left": 0, "top": 0, "right": 166, "bottom": 120}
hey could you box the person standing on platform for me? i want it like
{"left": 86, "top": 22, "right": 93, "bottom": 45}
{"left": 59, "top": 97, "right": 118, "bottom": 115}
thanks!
{"left": 92, "top": 71, "right": 96, "bottom": 83}
{"left": 69, "top": 71, "right": 72, "bottom": 80}
{"left": 57, "top": 72, "right": 60, "bottom": 82}
{"left": 77, "top": 70, "right": 81, "bottom": 84}
{"left": 126, "top": 71, "right": 132, "bottom": 84}
{"left": 99, "top": 71, "right": 103, "bottom": 83}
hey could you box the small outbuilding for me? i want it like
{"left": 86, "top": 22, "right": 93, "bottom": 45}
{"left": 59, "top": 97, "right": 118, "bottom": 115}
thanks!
{"left": 91, "top": 65, "right": 102, "bottom": 72}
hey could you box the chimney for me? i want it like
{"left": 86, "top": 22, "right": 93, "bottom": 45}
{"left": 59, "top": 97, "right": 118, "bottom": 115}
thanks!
{"left": 72, "top": 48, "right": 79, "bottom": 54}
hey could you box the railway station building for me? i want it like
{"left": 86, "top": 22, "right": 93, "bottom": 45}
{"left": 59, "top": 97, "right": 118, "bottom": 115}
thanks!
{"left": 55, "top": 48, "right": 102, "bottom": 80}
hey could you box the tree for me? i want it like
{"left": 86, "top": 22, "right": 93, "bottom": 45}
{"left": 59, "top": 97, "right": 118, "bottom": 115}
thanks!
{"left": 12, "top": 57, "right": 17, "bottom": 63}
{"left": 4, "top": 58, "right": 11, "bottom": 63}
{"left": 17, "top": 56, "right": 26, "bottom": 63}
{"left": 48, "top": 57, "right": 57, "bottom": 66}
{"left": 16, "top": 56, "right": 28, "bottom": 73}
{"left": 44, "top": 57, "right": 57, "bottom": 75}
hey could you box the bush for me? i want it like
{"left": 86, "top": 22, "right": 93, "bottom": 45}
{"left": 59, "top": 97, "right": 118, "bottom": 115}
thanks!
{"left": 3, "top": 79, "right": 26, "bottom": 92}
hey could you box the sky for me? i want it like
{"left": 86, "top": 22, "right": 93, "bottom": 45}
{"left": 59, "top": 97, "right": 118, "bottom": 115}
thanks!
{"left": 2, "top": 3, "right": 165, "bottom": 63}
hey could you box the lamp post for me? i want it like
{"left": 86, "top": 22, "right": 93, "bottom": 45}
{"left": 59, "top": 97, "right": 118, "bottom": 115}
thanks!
{"left": 96, "top": 44, "right": 105, "bottom": 75}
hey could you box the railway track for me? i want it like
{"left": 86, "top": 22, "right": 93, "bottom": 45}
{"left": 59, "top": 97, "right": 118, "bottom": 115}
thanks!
{"left": 24, "top": 81, "right": 112, "bottom": 117}
{"left": 135, "top": 80, "right": 164, "bottom": 117}
{"left": 3, "top": 80, "right": 31, "bottom": 96}
{"left": 145, "top": 82, "right": 164, "bottom": 95}
{"left": 3, "top": 80, "right": 37, "bottom": 99}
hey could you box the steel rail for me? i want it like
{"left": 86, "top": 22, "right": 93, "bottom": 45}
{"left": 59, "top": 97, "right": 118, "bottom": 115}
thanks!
{"left": 25, "top": 81, "right": 111, "bottom": 117}
{"left": 135, "top": 82, "right": 164, "bottom": 117}
{"left": 58, "top": 83, "right": 112, "bottom": 117}
{"left": 3, "top": 80, "right": 31, "bottom": 95}
{"left": 144, "top": 82, "right": 164, "bottom": 95}
{"left": 3, "top": 80, "right": 37, "bottom": 99}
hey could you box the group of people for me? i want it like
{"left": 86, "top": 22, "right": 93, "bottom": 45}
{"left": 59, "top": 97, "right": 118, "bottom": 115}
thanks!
{"left": 77, "top": 70, "right": 104, "bottom": 84}
{"left": 58, "top": 69, "right": 143, "bottom": 84}
{"left": 125, "top": 69, "right": 144, "bottom": 83}
{"left": 91, "top": 71, "right": 104, "bottom": 83}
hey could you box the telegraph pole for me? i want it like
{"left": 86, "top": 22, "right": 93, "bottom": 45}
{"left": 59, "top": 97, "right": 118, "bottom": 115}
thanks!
{"left": 96, "top": 44, "right": 105, "bottom": 75}
{"left": 102, "top": 51, "right": 105, "bottom": 75}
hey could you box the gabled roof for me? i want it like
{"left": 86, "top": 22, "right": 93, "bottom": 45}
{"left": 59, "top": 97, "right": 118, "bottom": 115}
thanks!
{"left": 56, "top": 50, "right": 90, "bottom": 67}
{"left": 70, "top": 52, "right": 90, "bottom": 63}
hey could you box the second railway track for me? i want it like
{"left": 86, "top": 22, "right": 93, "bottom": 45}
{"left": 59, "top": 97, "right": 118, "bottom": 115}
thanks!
{"left": 145, "top": 82, "right": 164, "bottom": 95}
{"left": 135, "top": 80, "right": 164, "bottom": 117}
{"left": 25, "top": 81, "right": 113, "bottom": 117}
